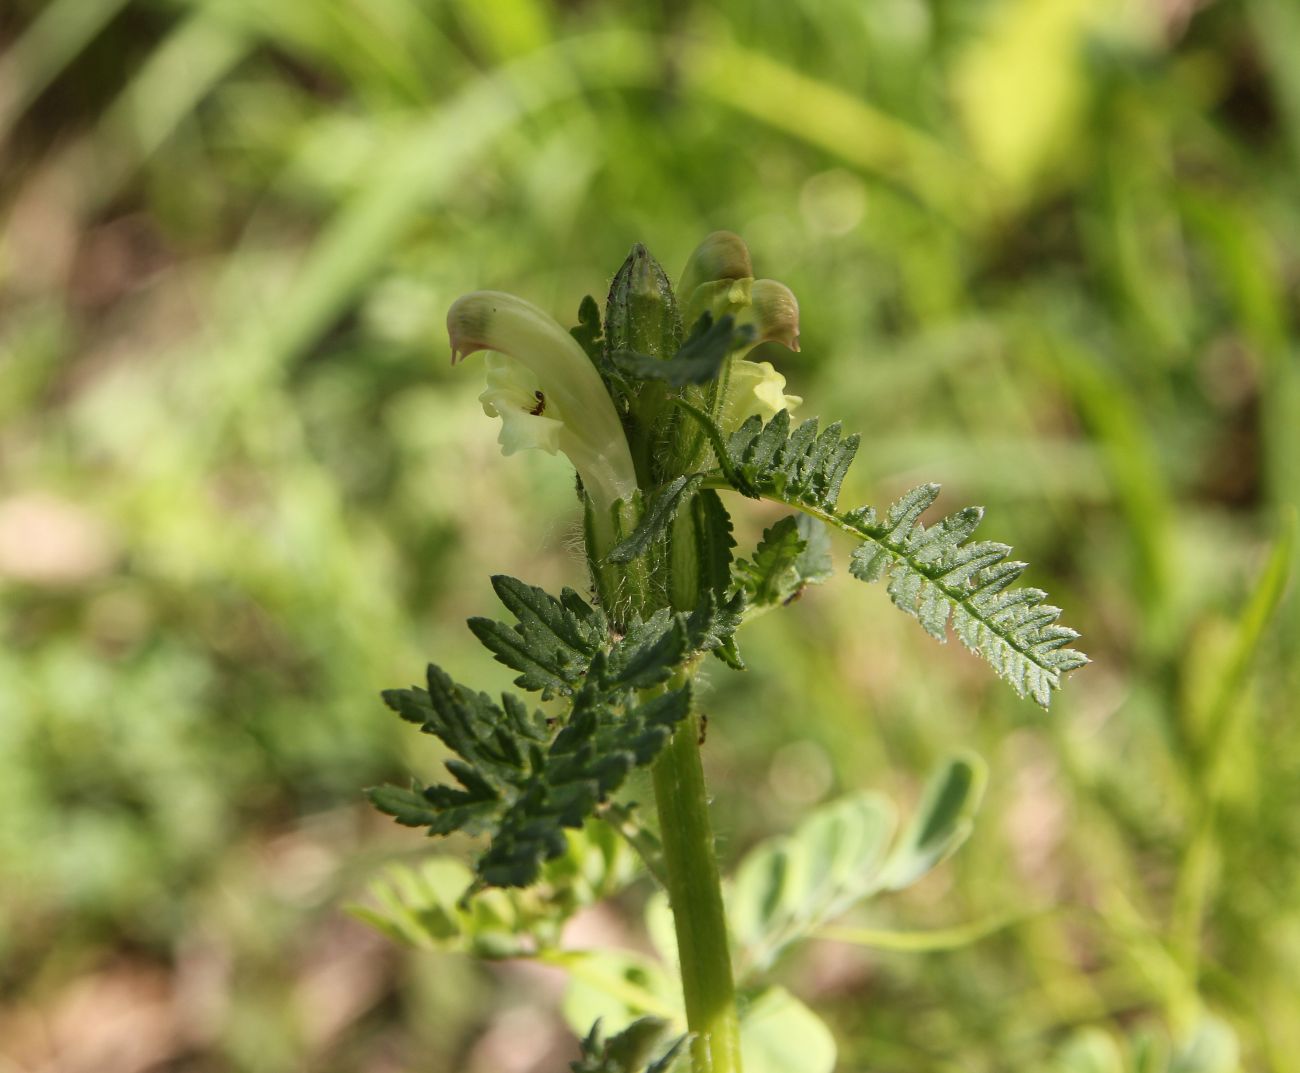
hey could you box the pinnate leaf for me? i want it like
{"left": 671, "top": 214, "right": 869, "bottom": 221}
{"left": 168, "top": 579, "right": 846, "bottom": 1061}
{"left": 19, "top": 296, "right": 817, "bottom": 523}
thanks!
{"left": 468, "top": 575, "right": 606, "bottom": 698}
{"left": 372, "top": 578, "right": 741, "bottom": 891}
{"left": 725, "top": 755, "right": 986, "bottom": 976}
{"left": 705, "top": 408, "right": 1087, "bottom": 708}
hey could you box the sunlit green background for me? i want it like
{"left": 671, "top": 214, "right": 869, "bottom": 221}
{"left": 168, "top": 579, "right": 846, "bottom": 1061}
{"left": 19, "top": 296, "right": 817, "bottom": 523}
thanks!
{"left": 2, "top": 0, "right": 1298, "bottom": 1069}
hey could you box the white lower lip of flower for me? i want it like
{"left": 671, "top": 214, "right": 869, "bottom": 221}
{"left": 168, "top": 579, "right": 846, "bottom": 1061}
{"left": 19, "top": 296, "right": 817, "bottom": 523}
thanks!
{"left": 479, "top": 353, "right": 566, "bottom": 456}
{"left": 449, "top": 291, "right": 638, "bottom": 517}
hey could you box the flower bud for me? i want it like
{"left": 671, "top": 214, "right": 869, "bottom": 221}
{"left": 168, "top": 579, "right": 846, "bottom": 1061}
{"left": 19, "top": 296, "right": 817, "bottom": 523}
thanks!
{"left": 679, "top": 277, "right": 752, "bottom": 334}
{"left": 676, "top": 231, "right": 753, "bottom": 302}
{"left": 605, "top": 243, "right": 680, "bottom": 360}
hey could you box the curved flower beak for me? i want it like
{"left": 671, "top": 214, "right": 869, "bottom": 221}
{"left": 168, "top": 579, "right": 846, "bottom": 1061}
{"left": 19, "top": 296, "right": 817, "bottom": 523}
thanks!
{"left": 741, "top": 279, "right": 800, "bottom": 352}
{"left": 448, "top": 291, "right": 638, "bottom": 518}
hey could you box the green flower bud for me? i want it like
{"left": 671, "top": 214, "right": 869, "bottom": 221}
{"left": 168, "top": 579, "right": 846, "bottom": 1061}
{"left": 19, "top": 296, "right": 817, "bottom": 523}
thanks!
{"left": 676, "top": 230, "right": 753, "bottom": 302}
{"left": 680, "top": 276, "right": 753, "bottom": 333}
{"left": 605, "top": 243, "right": 680, "bottom": 360}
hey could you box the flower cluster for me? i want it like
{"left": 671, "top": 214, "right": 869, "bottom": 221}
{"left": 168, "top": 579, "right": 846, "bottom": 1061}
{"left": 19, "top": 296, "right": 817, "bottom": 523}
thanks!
{"left": 445, "top": 233, "right": 801, "bottom": 521}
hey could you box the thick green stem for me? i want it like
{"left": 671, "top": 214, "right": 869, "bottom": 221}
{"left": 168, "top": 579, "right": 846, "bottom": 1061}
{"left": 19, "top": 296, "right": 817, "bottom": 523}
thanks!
{"left": 652, "top": 704, "right": 743, "bottom": 1073}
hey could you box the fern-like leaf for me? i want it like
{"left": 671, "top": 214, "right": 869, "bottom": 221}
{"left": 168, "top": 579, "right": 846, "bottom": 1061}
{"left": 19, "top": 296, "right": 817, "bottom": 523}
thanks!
{"left": 733, "top": 514, "right": 833, "bottom": 608}
{"left": 468, "top": 576, "right": 607, "bottom": 698}
{"left": 843, "top": 485, "right": 1087, "bottom": 708}
{"left": 699, "top": 408, "right": 1086, "bottom": 708}
{"left": 726, "top": 409, "right": 861, "bottom": 509}
{"left": 373, "top": 662, "right": 690, "bottom": 890}
{"left": 372, "top": 579, "right": 741, "bottom": 891}
{"left": 570, "top": 1018, "right": 688, "bottom": 1073}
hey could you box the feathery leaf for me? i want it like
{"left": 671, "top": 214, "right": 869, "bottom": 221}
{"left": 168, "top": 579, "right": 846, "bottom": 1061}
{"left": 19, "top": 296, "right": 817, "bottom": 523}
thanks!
{"left": 704, "top": 409, "right": 1086, "bottom": 708}
{"left": 372, "top": 578, "right": 742, "bottom": 891}
{"left": 468, "top": 576, "right": 606, "bottom": 698}
{"left": 843, "top": 487, "right": 1088, "bottom": 708}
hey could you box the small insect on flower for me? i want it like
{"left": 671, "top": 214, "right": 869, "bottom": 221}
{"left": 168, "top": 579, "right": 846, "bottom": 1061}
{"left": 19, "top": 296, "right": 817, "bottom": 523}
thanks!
{"left": 478, "top": 353, "right": 565, "bottom": 456}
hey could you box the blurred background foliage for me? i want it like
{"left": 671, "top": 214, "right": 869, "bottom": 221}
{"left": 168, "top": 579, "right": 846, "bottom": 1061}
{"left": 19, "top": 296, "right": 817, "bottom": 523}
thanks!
{"left": 1, "top": 0, "right": 1298, "bottom": 1070}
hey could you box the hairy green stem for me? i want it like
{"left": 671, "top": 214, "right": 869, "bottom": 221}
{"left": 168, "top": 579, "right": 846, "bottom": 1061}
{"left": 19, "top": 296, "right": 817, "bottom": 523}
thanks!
{"left": 589, "top": 451, "right": 742, "bottom": 1069}
{"left": 652, "top": 704, "right": 743, "bottom": 1073}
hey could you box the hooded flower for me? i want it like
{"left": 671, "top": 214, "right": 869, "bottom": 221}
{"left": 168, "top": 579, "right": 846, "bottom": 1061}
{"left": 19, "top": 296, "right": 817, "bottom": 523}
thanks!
{"left": 740, "top": 278, "right": 800, "bottom": 352}
{"left": 448, "top": 291, "right": 638, "bottom": 521}
{"left": 676, "top": 232, "right": 803, "bottom": 434}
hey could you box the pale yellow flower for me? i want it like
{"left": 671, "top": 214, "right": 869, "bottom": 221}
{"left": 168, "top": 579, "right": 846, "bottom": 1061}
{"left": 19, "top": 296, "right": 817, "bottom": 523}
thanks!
{"left": 722, "top": 359, "right": 803, "bottom": 430}
{"left": 448, "top": 291, "right": 637, "bottom": 521}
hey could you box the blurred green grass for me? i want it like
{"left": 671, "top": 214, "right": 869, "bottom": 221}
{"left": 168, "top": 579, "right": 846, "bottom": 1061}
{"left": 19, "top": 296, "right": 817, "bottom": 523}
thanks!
{"left": 1, "top": 0, "right": 1298, "bottom": 1070}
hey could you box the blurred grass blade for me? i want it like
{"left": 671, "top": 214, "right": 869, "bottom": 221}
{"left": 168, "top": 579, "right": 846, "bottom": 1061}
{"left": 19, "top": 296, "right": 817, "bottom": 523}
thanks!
{"left": 0, "top": 0, "right": 132, "bottom": 147}
{"left": 87, "top": 9, "right": 250, "bottom": 212}
{"left": 1172, "top": 512, "right": 1295, "bottom": 975}
{"left": 1026, "top": 326, "right": 1176, "bottom": 643}
{"left": 682, "top": 39, "right": 980, "bottom": 223}
{"left": 816, "top": 912, "right": 1032, "bottom": 952}
{"left": 253, "top": 29, "right": 658, "bottom": 374}
{"left": 1199, "top": 510, "right": 1296, "bottom": 768}
{"left": 1250, "top": 0, "right": 1300, "bottom": 161}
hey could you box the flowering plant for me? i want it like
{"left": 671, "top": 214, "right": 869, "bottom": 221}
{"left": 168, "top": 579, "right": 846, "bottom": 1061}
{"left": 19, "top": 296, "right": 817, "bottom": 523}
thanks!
{"left": 361, "top": 235, "right": 1086, "bottom": 1072}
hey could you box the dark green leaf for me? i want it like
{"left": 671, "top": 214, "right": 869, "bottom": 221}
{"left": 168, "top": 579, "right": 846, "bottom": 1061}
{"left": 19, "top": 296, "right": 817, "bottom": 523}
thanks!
{"left": 366, "top": 783, "right": 444, "bottom": 828}
{"left": 603, "top": 613, "right": 687, "bottom": 691}
{"left": 690, "top": 488, "right": 737, "bottom": 598}
{"left": 375, "top": 576, "right": 742, "bottom": 891}
{"left": 606, "top": 475, "right": 704, "bottom": 565}
{"left": 570, "top": 1017, "right": 686, "bottom": 1073}
{"left": 734, "top": 516, "right": 806, "bottom": 606}
{"left": 570, "top": 294, "right": 604, "bottom": 362}
{"left": 468, "top": 577, "right": 605, "bottom": 698}
{"left": 715, "top": 408, "right": 860, "bottom": 510}
{"left": 613, "top": 312, "right": 755, "bottom": 387}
